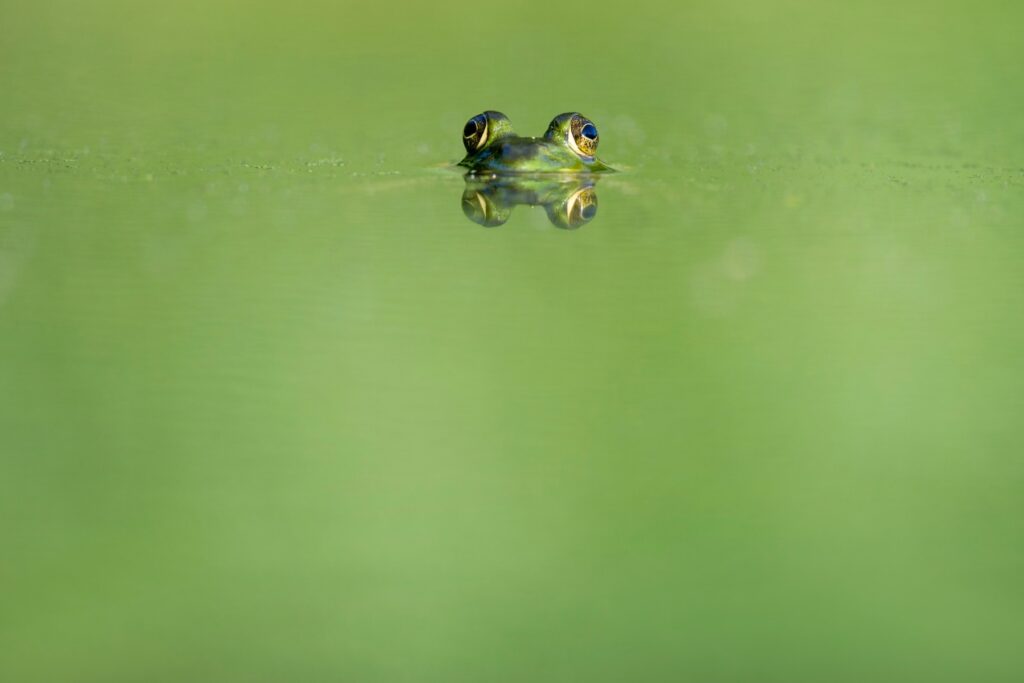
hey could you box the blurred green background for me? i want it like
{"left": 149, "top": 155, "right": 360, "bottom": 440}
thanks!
{"left": 2, "top": 0, "right": 1023, "bottom": 681}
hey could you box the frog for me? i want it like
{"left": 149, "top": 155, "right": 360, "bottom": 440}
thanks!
{"left": 461, "top": 175, "right": 600, "bottom": 229}
{"left": 459, "top": 111, "right": 613, "bottom": 174}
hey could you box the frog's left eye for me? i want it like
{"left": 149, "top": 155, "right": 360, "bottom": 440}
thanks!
{"left": 463, "top": 113, "right": 489, "bottom": 153}
{"left": 567, "top": 115, "right": 599, "bottom": 158}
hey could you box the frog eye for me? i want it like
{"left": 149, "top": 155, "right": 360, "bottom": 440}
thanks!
{"left": 463, "top": 113, "right": 489, "bottom": 153}
{"left": 567, "top": 114, "right": 599, "bottom": 158}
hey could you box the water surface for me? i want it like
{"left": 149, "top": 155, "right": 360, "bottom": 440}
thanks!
{"left": 2, "top": 1, "right": 1023, "bottom": 681}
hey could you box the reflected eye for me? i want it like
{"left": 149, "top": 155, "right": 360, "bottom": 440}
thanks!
{"left": 461, "top": 188, "right": 510, "bottom": 227}
{"left": 547, "top": 185, "right": 598, "bottom": 229}
{"left": 462, "top": 114, "right": 488, "bottom": 153}
{"left": 569, "top": 115, "right": 599, "bottom": 157}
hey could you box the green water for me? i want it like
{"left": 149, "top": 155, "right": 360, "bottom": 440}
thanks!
{"left": 2, "top": 1, "right": 1023, "bottom": 680}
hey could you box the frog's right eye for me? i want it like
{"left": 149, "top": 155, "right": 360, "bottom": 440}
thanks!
{"left": 567, "top": 114, "right": 599, "bottom": 158}
{"left": 463, "top": 114, "right": 488, "bottom": 153}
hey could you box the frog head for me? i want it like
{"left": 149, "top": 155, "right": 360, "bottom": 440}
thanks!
{"left": 458, "top": 111, "right": 612, "bottom": 173}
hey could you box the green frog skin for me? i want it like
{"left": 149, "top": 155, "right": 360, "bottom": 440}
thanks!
{"left": 459, "top": 111, "right": 613, "bottom": 174}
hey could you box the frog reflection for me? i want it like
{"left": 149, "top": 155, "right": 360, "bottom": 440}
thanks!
{"left": 461, "top": 176, "right": 600, "bottom": 229}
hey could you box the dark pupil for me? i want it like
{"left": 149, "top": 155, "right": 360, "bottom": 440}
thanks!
{"left": 464, "top": 120, "right": 478, "bottom": 137}
{"left": 581, "top": 123, "right": 597, "bottom": 140}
